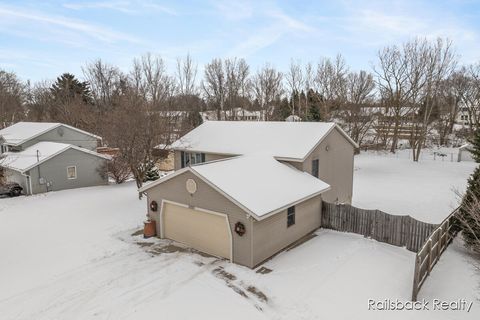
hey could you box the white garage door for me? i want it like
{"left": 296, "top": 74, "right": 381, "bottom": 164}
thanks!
{"left": 162, "top": 202, "right": 232, "bottom": 260}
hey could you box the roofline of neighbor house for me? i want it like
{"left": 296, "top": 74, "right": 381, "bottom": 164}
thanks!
{"left": 138, "top": 161, "right": 331, "bottom": 221}
{"left": 2, "top": 144, "right": 110, "bottom": 173}
{"left": 1, "top": 123, "right": 102, "bottom": 147}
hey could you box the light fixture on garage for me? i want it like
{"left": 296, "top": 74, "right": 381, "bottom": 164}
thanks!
{"left": 150, "top": 201, "right": 158, "bottom": 212}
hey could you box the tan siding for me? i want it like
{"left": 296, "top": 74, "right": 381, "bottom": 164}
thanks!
{"left": 301, "top": 128, "right": 354, "bottom": 204}
{"left": 205, "top": 153, "right": 232, "bottom": 162}
{"left": 145, "top": 170, "right": 253, "bottom": 267}
{"left": 252, "top": 195, "right": 322, "bottom": 266}
{"left": 173, "top": 150, "right": 234, "bottom": 170}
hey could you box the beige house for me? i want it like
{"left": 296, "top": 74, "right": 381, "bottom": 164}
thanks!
{"left": 139, "top": 121, "right": 357, "bottom": 268}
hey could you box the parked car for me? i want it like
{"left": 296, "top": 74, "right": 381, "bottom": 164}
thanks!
{"left": 0, "top": 182, "right": 23, "bottom": 197}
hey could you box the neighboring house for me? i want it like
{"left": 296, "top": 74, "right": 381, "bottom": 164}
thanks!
{"left": 285, "top": 115, "right": 302, "bottom": 122}
{"left": 0, "top": 122, "right": 109, "bottom": 194}
{"left": 200, "top": 108, "right": 266, "bottom": 122}
{"left": 139, "top": 121, "right": 357, "bottom": 268}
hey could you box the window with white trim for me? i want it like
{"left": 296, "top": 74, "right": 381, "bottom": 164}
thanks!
{"left": 67, "top": 166, "right": 77, "bottom": 179}
{"left": 181, "top": 152, "right": 206, "bottom": 168}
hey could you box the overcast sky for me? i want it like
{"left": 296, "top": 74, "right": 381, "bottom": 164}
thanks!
{"left": 1, "top": 0, "right": 479, "bottom": 82}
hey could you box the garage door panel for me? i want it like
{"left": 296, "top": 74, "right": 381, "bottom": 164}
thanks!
{"left": 163, "top": 203, "right": 231, "bottom": 260}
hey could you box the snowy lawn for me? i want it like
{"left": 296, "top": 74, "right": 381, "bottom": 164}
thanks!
{"left": 353, "top": 151, "right": 476, "bottom": 223}
{"left": 0, "top": 182, "right": 478, "bottom": 319}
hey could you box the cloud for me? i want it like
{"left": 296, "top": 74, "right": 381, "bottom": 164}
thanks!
{"left": 0, "top": 4, "right": 142, "bottom": 44}
{"left": 224, "top": 3, "right": 317, "bottom": 58}
{"left": 267, "top": 10, "right": 315, "bottom": 33}
{"left": 210, "top": 1, "right": 254, "bottom": 20}
{"left": 63, "top": 0, "right": 177, "bottom": 16}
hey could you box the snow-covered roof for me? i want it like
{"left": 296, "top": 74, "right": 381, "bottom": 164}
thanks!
{"left": 0, "top": 141, "right": 110, "bottom": 173}
{"left": 170, "top": 121, "right": 357, "bottom": 160}
{"left": 139, "top": 155, "right": 330, "bottom": 220}
{"left": 0, "top": 122, "right": 101, "bottom": 146}
{"left": 459, "top": 143, "right": 472, "bottom": 150}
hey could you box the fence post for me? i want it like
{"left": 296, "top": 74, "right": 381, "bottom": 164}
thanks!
{"left": 411, "top": 254, "right": 420, "bottom": 301}
{"left": 427, "top": 239, "right": 433, "bottom": 275}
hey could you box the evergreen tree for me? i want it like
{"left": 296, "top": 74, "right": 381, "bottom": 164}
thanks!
{"left": 143, "top": 161, "right": 160, "bottom": 182}
{"left": 467, "top": 130, "right": 480, "bottom": 162}
{"left": 50, "top": 73, "right": 92, "bottom": 104}
{"left": 306, "top": 89, "right": 322, "bottom": 121}
{"left": 459, "top": 129, "right": 480, "bottom": 247}
{"left": 275, "top": 97, "right": 291, "bottom": 121}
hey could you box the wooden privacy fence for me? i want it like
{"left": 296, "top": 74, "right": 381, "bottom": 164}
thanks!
{"left": 411, "top": 208, "right": 459, "bottom": 301}
{"left": 321, "top": 202, "right": 439, "bottom": 252}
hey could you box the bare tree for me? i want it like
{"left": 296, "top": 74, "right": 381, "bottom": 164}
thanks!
{"left": 434, "top": 72, "right": 464, "bottom": 145}
{"left": 285, "top": 59, "right": 304, "bottom": 117}
{"left": 409, "top": 38, "right": 457, "bottom": 161}
{"left": 224, "top": 58, "right": 251, "bottom": 118}
{"left": 130, "top": 53, "right": 175, "bottom": 109}
{"left": 0, "top": 70, "right": 27, "bottom": 127}
{"left": 314, "top": 54, "right": 348, "bottom": 119}
{"left": 339, "top": 70, "right": 376, "bottom": 146}
{"left": 26, "top": 80, "right": 52, "bottom": 122}
{"left": 374, "top": 41, "right": 423, "bottom": 153}
{"left": 102, "top": 85, "right": 170, "bottom": 191}
{"left": 459, "top": 64, "right": 480, "bottom": 135}
{"left": 82, "top": 59, "right": 124, "bottom": 110}
{"left": 203, "top": 58, "right": 226, "bottom": 119}
{"left": 176, "top": 53, "right": 198, "bottom": 97}
{"left": 253, "top": 64, "right": 283, "bottom": 121}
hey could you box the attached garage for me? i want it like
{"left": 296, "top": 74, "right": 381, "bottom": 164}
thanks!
{"left": 160, "top": 201, "right": 232, "bottom": 261}
{"left": 140, "top": 155, "right": 330, "bottom": 268}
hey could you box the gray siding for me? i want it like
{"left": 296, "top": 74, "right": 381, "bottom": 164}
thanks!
{"left": 252, "top": 195, "right": 322, "bottom": 266}
{"left": 26, "top": 148, "right": 108, "bottom": 194}
{"left": 145, "top": 170, "right": 253, "bottom": 267}
{"left": 20, "top": 125, "right": 99, "bottom": 151}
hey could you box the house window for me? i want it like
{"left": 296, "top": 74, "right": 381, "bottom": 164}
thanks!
{"left": 67, "top": 166, "right": 77, "bottom": 179}
{"left": 0, "top": 145, "right": 8, "bottom": 154}
{"left": 181, "top": 152, "right": 206, "bottom": 168}
{"left": 287, "top": 206, "right": 295, "bottom": 227}
{"left": 312, "top": 159, "right": 319, "bottom": 178}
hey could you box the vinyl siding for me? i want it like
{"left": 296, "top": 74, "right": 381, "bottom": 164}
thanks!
{"left": 251, "top": 195, "right": 322, "bottom": 266}
{"left": 145, "top": 170, "right": 253, "bottom": 267}
{"left": 20, "top": 125, "right": 99, "bottom": 151}
{"left": 173, "top": 150, "right": 234, "bottom": 170}
{"left": 283, "top": 128, "right": 354, "bottom": 204}
{"left": 26, "top": 148, "right": 108, "bottom": 194}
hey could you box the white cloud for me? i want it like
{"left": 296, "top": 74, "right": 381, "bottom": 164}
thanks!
{"left": 0, "top": 4, "right": 142, "bottom": 44}
{"left": 224, "top": 3, "right": 317, "bottom": 58}
{"left": 63, "top": 0, "right": 177, "bottom": 16}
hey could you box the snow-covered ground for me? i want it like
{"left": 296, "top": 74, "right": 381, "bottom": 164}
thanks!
{"left": 353, "top": 151, "right": 476, "bottom": 223}
{"left": 0, "top": 151, "right": 479, "bottom": 319}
